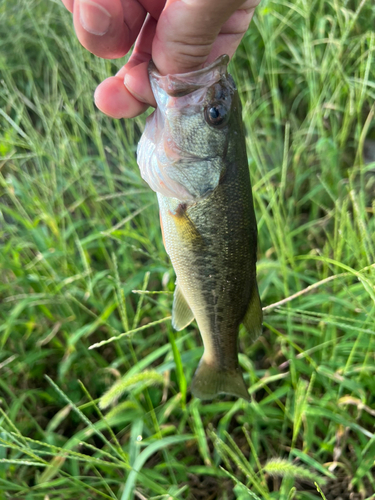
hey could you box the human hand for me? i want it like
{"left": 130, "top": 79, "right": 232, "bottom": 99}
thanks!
{"left": 61, "top": 0, "right": 260, "bottom": 118}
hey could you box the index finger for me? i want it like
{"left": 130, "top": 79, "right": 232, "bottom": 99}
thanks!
{"left": 72, "top": 0, "right": 146, "bottom": 59}
{"left": 61, "top": 0, "right": 74, "bottom": 12}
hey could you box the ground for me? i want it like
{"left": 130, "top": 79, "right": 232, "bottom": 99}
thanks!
{"left": 0, "top": 0, "right": 374, "bottom": 498}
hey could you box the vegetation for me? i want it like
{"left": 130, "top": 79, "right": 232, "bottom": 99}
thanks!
{"left": 0, "top": 0, "right": 374, "bottom": 498}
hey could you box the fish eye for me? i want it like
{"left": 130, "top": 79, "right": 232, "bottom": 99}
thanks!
{"left": 204, "top": 102, "right": 229, "bottom": 127}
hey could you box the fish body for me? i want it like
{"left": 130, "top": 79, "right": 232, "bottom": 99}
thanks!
{"left": 137, "top": 55, "right": 262, "bottom": 400}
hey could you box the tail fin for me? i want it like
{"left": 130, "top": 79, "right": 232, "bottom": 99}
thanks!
{"left": 191, "top": 357, "right": 250, "bottom": 401}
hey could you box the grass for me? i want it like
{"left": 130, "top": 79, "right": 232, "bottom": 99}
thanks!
{"left": 0, "top": 0, "right": 374, "bottom": 498}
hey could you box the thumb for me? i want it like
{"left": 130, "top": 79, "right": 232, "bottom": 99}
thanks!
{"left": 152, "top": 0, "right": 255, "bottom": 75}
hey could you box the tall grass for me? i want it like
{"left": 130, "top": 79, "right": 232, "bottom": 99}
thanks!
{"left": 0, "top": 0, "right": 374, "bottom": 498}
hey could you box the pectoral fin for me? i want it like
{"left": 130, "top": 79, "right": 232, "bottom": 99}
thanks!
{"left": 172, "top": 282, "right": 194, "bottom": 331}
{"left": 243, "top": 284, "right": 263, "bottom": 341}
{"left": 169, "top": 204, "right": 202, "bottom": 243}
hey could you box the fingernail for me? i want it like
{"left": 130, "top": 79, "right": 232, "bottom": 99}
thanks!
{"left": 124, "top": 75, "right": 148, "bottom": 104}
{"left": 79, "top": 0, "right": 111, "bottom": 36}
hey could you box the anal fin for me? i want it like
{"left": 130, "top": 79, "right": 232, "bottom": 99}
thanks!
{"left": 172, "top": 282, "right": 194, "bottom": 331}
{"left": 243, "top": 283, "right": 263, "bottom": 341}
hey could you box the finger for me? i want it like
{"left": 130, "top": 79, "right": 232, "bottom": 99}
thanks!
{"left": 123, "top": 15, "right": 157, "bottom": 107}
{"left": 124, "top": 61, "right": 156, "bottom": 108}
{"left": 206, "top": 6, "right": 256, "bottom": 64}
{"left": 94, "top": 76, "right": 149, "bottom": 118}
{"left": 94, "top": 58, "right": 154, "bottom": 118}
{"left": 61, "top": 0, "right": 74, "bottom": 13}
{"left": 94, "top": 15, "right": 157, "bottom": 118}
{"left": 152, "top": 0, "right": 259, "bottom": 75}
{"left": 136, "top": 0, "right": 165, "bottom": 20}
{"left": 73, "top": 0, "right": 146, "bottom": 59}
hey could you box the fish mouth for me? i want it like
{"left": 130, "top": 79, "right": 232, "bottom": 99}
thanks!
{"left": 149, "top": 55, "right": 230, "bottom": 97}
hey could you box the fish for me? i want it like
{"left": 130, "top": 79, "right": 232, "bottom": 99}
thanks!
{"left": 137, "top": 55, "right": 262, "bottom": 401}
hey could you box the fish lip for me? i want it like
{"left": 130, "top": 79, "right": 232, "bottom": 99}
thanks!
{"left": 149, "top": 55, "right": 230, "bottom": 97}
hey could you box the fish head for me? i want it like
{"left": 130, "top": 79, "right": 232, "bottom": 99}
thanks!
{"left": 137, "top": 55, "right": 236, "bottom": 202}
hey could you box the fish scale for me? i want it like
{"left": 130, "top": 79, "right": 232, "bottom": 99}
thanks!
{"left": 137, "top": 55, "right": 263, "bottom": 400}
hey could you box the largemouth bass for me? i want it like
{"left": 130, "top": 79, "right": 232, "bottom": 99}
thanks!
{"left": 137, "top": 55, "right": 262, "bottom": 400}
